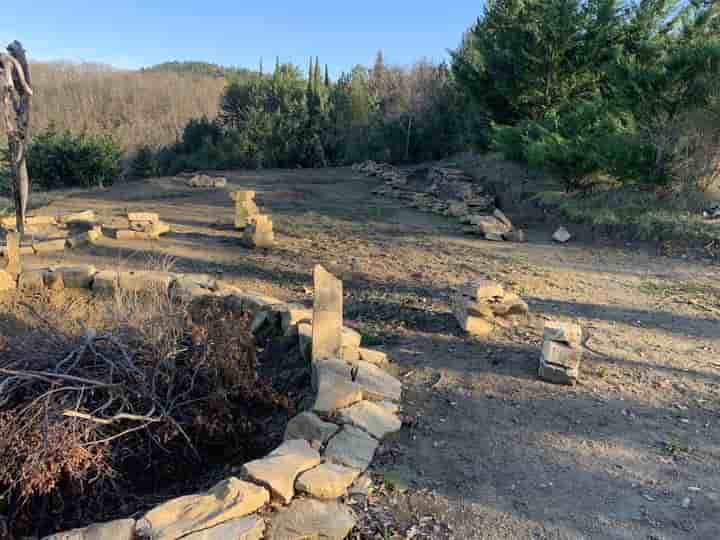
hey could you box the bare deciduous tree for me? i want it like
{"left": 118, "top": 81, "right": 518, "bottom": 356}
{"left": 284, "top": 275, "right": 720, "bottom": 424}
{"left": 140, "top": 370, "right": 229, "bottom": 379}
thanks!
{"left": 0, "top": 41, "right": 33, "bottom": 235}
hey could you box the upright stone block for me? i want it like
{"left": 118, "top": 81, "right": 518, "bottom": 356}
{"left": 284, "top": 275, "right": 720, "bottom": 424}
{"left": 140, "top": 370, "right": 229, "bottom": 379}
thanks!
{"left": 312, "top": 265, "right": 343, "bottom": 361}
{"left": 5, "top": 232, "right": 21, "bottom": 275}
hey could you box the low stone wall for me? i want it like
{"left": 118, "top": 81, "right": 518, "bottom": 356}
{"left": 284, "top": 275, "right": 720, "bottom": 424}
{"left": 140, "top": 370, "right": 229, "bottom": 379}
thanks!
{"left": 0, "top": 265, "right": 402, "bottom": 540}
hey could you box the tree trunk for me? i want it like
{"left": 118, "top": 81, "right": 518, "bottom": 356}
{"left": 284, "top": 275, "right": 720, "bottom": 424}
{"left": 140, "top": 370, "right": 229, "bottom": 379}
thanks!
{"left": 404, "top": 115, "right": 413, "bottom": 162}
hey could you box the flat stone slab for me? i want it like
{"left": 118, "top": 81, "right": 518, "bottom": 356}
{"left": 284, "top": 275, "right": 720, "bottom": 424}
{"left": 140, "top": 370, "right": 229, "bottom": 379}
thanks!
{"left": 358, "top": 348, "right": 388, "bottom": 365}
{"left": 544, "top": 321, "right": 582, "bottom": 346}
{"left": 266, "top": 498, "right": 356, "bottom": 540}
{"left": 118, "top": 271, "right": 175, "bottom": 294}
{"left": 58, "top": 265, "right": 96, "bottom": 289}
{"left": 284, "top": 412, "right": 339, "bottom": 448}
{"left": 242, "top": 439, "right": 321, "bottom": 504}
{"left": 354, "top": 360, "right": 402, "bottom": 402}
{"left": 312, "top": 358, "right": 363, "bottom": 414}
{"left": 541, "top": 340, "right": 581, "bottom": 370}
{"left": 138, "top": 478, "right": 268, "bottom": 540}
{"left": 127, "top": 212, "right": 160, "bottom": 223}
{"left": 539, "top": 361, "right": 579, "bottom": 386}
{"left": 181, "top": 516, "right": 265, "bottom": 540}
{"left": 338, "top": 400, "right": 402, "bottom": 440}
{"left": 42, "top": 519, "right": 135, "bottom": 540}
{"left": 324, "top": 425, "right": 378, "bottom": 472}
{"left": 295, "top": 462, "right": 361, "bottom": 499}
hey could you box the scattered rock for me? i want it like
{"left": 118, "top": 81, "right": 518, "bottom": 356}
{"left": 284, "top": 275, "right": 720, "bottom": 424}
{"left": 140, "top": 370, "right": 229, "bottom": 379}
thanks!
{"left": 242, "top": 439, "right": 321, "bottom": 504}
{"left": 538, "top": 321, "right": 583, "bottom": 385}
{"left": 452, "top": 280, "right": 528, "bottom": 337}
{"left": 552, "top": 226, "right": 572, "bottom": 243}
{"left": 138, "top": 478, "right": 268, "bottom": 540}
{"left": 543, "top": 321, "right": 583, "bottom": 346}
{"left": 33, "top": 238, "right": 67, "bottom": 254}
{"left": 353, "top": 360, "right": 402, "bottom": 402}
{"left": 358, "top": 347, "right": 388, "bottom": 365}
{"left": 266, "top": 498, "right": 356, "bottom": 540}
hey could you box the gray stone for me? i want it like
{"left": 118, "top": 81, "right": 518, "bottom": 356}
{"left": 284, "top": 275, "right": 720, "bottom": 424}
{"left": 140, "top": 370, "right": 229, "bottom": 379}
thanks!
{"left": 284, "top": 412, "right": 339, "bottom": 448}
{"left": 312, "top": 358, "right": 363, "bottom": 414}
{"left": 338, "top": 400, "right": 402, "bottom": 440}
{"left": 493, "top": 208, "right": 513, "bottom": 229}
{"left": 138, "top": 478, "right": 268, "bottom": 540}
{"left": 295, "top": 462, "right": 361, "bottom": 499}
{"left": 312, "top": 265, "right": 343, "bottom": 361}
{"left": 353, "top": 360, "right": 402, "bottom": 402}
{"left": 58, "top": 265, "right": 96, "bottom": 289}
{"left": 538, "top": 361, "right": 579, "bottom": 386}
{"left": 266, "top": 498, "right": 356, "bottom": 540}
{"left": 42, "top": 519, "right": 135, "bottom": 540}
{"left": 552, "top": 226, "right": 572, "bottom": 243}
{"left": 92, "top": 271, "right": 119, "bottom": 295}
{"left": 324, "top": 425, "right": 379, "bottom": 471}
{"left": 118, "top": 271, "right": 174, "bottom": 294}
{"left": 242, "top": 439, "right": 321, "bottom": 504}
{"left": 181, "top": 516, "right": 264, "bottom": 540}
{"left": 543, "top": 321, "right": 582, "bottom": 346}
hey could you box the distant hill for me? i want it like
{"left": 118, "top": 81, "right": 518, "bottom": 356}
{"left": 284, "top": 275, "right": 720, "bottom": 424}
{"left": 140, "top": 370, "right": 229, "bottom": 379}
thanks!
{"left": 141, "top": 61, "right": 258, "bottom": 81}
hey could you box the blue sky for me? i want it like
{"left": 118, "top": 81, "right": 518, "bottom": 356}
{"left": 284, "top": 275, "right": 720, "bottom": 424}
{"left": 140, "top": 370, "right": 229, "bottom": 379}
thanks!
{"left": 2, "top": 1, "right": 482, "bottom": 75}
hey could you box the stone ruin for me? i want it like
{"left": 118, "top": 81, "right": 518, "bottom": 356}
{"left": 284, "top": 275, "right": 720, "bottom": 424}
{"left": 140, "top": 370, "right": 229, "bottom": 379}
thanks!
{"left": 229, "top": 190, "right": 276, "bottom": 248}
{"left": 451, "top": 279, "right": 529, "bottom": 337}
{"left": 0, "top": 210, "right": 100, "bottom": 257}
{"left": 0, "top": 246, "right": 402, "bottom": 539}
{"left": 354, "top": 160, "right": 527, "bottom": 242}
{"left": 116, "top": 212, "right": 171, "bottom": 241}
{"left": 539, "top": 321, "right": 583, "bottom": 385}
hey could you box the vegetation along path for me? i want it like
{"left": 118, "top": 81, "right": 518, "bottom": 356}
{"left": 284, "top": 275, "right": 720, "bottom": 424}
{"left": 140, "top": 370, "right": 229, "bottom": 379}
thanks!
{"left": 27, "top": 167, "right": 720, "bottom": 539}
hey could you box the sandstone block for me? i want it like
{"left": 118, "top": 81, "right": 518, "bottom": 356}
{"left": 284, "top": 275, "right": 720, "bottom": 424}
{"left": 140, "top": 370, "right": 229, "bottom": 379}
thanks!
{"left": 295, "top": 462, "right": 361, "bottom": 499}
{"left": 181, "top": 516, "right": 264, "bottom": 540}
{"left": 462, "top": 280, "right": 504, "bottom": 301}
{"left": 541, "top": 340, "right": 581, "bottom": 371}
{"left": 312, "top": 265, "right": 343, "bottom": 361}
{"left": 127, "top": 212, "right": 159, "bottom": 223}
{"left": 33, "top": 238, "right": 67, "bottom": 254}
{"left": 543, "top": 321, "right": 582, "bottom": 346}
{"left": 242, "top": 439, "right": 321, "bottom": 504}
{"left": 115, "top": 229, "right": 137, "bottom": 241}
{"left": 538, "top": 361, "right": 579, "bottom": 386}
{"left": 280, "top": 304, "right": 313, "bottom": 335}
{"left": 42, "top": 518, "right": 135, "bottom": 540}
{"left": 284, "top": 412, "right": 339, "bottom": 448}
{"left": 266, "top": 498, "right": 356, "bottom": 540}
{"left": 0, "top": 269, "right": 16, "bottom": 291}
{"left": 312, "top": 358, "right": 363, "bottom": 414}
{"left": 324, "top": 425, "right": 379, "bottom": 472}
{"left": 58, "top": 210, "right": 96, "bottom": 225}
{"left": 58, "top": 265, "right": 96, "bottom": 289}
{"left": 358, "top": 348, "right": 388, "bottom": 365}
{"left": 338, "top": 400, "right": 402, "bottom": 440}
{"left": 353, "top": 360, "right": 402, "bottom": 402}
{"left": 138, "top": 478, "right": 268, "bottom": 540}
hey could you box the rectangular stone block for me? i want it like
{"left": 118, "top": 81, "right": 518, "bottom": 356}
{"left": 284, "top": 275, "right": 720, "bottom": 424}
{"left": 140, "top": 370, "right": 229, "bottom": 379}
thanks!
{"left": 5, "top": 232, "right": 21, "bottom": 275}
{"left": 127, "top": 212, "right": 159, "bottom": 223}
{"left": 33, "top": 238, "right": 67, "bottom": 254}
{"left": 541, "top": 340, "right": 581, "bottom": 370}
{"left": 116, "top": 230, "right": 137, "bottom": 241}
{"left": 544, "top": 321, "right": 582, "bottom": 346}
{"left": 312, "top": 265, "right": 343, "bottom": 362}
{"left": 58, "top": 210, "right": 96, "bottom": 224}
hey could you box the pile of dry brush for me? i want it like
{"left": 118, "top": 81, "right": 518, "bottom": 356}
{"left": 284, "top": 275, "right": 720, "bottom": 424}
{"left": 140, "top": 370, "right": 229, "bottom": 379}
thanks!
{"left": 0, "top": 290, "right": 301, "bottom": 535}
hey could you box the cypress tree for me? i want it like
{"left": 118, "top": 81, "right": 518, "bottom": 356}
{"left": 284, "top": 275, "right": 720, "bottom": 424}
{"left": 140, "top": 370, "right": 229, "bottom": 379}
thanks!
{"left": 324, "top": 64, "right": 330, "bottom": 87}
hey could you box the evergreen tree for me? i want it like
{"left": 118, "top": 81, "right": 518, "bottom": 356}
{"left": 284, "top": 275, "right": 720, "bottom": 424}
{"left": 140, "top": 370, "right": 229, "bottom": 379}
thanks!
{"left": 325, "top": 64, "right": 330, "bottom": 87}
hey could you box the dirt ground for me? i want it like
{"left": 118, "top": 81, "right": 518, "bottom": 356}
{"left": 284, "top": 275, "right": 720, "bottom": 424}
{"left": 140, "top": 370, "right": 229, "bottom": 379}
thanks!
{"left": 14, "top": 166, "right": 720, "bottom": 540}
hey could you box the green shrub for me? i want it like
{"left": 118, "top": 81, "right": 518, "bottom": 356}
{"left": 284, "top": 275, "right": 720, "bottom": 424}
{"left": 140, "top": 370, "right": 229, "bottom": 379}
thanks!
{"left": 129, "top": 145, "right": 159, "bottom": 179}
{"left": 27, "top": 128, "right": 122, "bottom": 189}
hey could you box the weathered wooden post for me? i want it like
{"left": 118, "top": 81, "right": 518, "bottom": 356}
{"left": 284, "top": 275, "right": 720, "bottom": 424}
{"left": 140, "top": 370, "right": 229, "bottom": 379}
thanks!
{"left": 0, "top": 40, "right": 33, "bottom": 236}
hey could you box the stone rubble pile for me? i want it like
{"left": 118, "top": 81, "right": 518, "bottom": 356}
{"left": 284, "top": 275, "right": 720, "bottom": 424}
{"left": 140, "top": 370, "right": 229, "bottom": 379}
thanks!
{"left": 188, "top": 174, "right": 228, "bottom": 188}
{"left": 0, "top": 211, "right": 102, "bottom": 256}
{"left": 116, "top": 212, "right": 171, "bottom": 241}
{"left": 6, "top": 260, "right": 401, "bottom": 540}
{"left": 538, "top": 321, "right": 583, "bottom": 385}
{"left": 354, "top": 161, "right": 527, "bottom": 242}
{"left": 451, "top": 279, "right": 529, "bottom": 337}
{"left": 230, "top": 190, "right": 276, "bottom": 248}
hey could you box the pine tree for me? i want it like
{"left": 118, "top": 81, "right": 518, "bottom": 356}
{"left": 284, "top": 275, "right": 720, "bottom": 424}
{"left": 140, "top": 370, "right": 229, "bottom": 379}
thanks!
{"left": 325, "top": 64, "right": 330, "bottom": 87}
